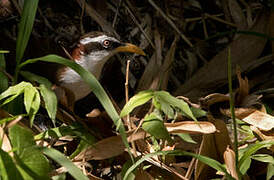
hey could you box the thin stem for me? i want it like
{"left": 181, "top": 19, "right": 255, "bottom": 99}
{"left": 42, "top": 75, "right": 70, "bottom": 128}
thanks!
{"left": 227, "top": 47, "right": 240, "bottom": 179}
{"left": 125, "top": 60, "right": 137, "bottom": 157}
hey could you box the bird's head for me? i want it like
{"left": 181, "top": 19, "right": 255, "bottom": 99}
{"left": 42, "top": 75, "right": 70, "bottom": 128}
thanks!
{"left": 71, "top": 32, "right": 145, "bottom": 64}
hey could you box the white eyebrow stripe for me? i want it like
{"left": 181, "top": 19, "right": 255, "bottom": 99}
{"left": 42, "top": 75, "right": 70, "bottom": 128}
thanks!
{"left": 80, "top": 35, "right": 119, "bottom": 45}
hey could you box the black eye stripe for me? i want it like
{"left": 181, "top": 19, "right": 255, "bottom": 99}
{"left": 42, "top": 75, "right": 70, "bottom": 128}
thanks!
{"left": 83, "top": 41, "right": 122, "bottom": 54}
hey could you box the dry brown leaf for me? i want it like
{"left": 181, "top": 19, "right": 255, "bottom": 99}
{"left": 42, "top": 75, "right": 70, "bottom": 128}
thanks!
{"left": 228, "top": 0, "right": 247, "bottom": 30}
{"left": 160, "top": 36, "right": 178, "bottom": 90}
{"left": 165, "top": 121, "right": 216, "bottom": 134}
{"left": 250, "top": 126, "right": 274, "bottom": 152}
{"left": 0, "top": 126, "right": 13, "bottom": 156}
{"left": 175, "top": 12, "right": 269, "bottom": 101}
{"left": 76, "top": 0, "right": 119, "bottom": 37}
{"left": 137, "top": 30, "right": 162, "bottom": 91}
{"left": 243, "top": 110, "right": 274, "bottom": 131}
{"left": 86, "top": 108, "right": 101, "bottom": 118}
{"left": 235, "top": 66, "right": 249, "bottom": 105}
{"left": 220, "top": 107, "right": 256, "bottom": 119}
{"left": 74, "top": 136, "right": 125, "bottom": 161}
{"left": 74, "top": 129, "right": 147, "bottom": 161}
{"left": 195, "top": 114, "right": 232, "bottom": 180}
{"left": 223, "top": 146, "right": 238, "bottom": 180}
{"left": 200, "top": 93, "right": 230, "bottom": 110}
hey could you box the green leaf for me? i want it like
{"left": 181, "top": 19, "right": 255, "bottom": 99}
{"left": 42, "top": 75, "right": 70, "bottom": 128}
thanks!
{"left": 9, "top": 125, "right": 51, "bottom": 179}
{"left": 0, "top": 149, "right": 23, "bottom": 180}
{"left": 9, "top": 124, "right": 36, "bottom": 154}
{"left": 24, "top": 85, "right": 36, "bottom": 114}
{"left": 142, "top": 112, "right": 171, "bottom": 141}
{"left": 153, "top": 91, "right": 196, "bottom": 121}
{"left": 239, "top": 140, "right": 274, "bottom": 168}
{"left": 251, "top": 154, "right": 274, "bottom": 164}
{"left": 43, "top": 148, "right": 89, "bottom": 180}
{"left": 15, "top": 0, "right": 39, "bottom": 63}
{"left": 20, "top": 71, "right": 52, "bottom": 89}
{"left": 123, "top": 150, "right": 233, "bottom": 180}
{"left": 0, "top": 82, "right": 30, "bottom": 105}
{"left": 24, "top": 85, "right": 40, "bottom": 126}
{"left": 39, "top": 84, "right": 57, "bottom": 126}
{"left": 267, "top": 163, "right": 274, "bottom": 180}
{"left": 177, "top": 133, "right": 197, "bottom": 144}
{"left": 19, "top": 55, "right": 132, "bottom": 161}
{"left": 239, "top": 157, "right": 251, "bottom": 175}
{"left": 159, "top": 100, "right": 174, "bottom": 119}
{"left": 120, "top": 90, "right": 154, "bottom": 117}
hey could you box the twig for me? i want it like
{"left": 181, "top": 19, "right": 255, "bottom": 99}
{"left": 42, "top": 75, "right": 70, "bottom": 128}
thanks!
{"left": 112, "top": 0, "right": 123, "bottom": 28}
{"left": 205, "top": 13, "right": 237, "bottom": 27}
{"left": 184, "top": 156, "right": 196, "bottom": 179}
{"left": 201, "top": 15, "right": 208, "bottom": 38}
{"left": 125, "top": 60, "right": 137, "bottom": 157}
{"left": 147, "top": 0, "right": 193, "bottom": 48}
{"left": 79, "top": 0, "right": 85, "bottom": 34}
{"left": 125, "top": 0, "right": 155, "bottom": 49}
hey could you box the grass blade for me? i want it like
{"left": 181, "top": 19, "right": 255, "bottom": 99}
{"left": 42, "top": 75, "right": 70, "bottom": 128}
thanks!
{"left": 42, "top": 148, "right": 88, "bottom": 180}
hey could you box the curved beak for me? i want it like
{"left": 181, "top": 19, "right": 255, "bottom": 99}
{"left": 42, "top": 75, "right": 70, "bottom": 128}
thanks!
{"left": 115, "top": 43, "right": 146, "bottom": 56}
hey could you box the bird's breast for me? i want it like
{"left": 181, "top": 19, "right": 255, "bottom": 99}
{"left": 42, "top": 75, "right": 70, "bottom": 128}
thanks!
{"left": 57, "top": 55, "right": 107, "bottom": 101}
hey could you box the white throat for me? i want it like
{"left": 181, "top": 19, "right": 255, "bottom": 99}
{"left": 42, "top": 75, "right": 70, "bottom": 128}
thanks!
{"left": 59, "top": 50, "right": 112, "bottom": 100}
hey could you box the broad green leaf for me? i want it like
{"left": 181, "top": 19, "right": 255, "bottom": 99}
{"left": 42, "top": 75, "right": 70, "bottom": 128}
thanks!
{"left": 251, "top": 154, "right": 274, "bottom": 164}
{"left": 23, "top": 85, "right": 40, "bottom": 126}
{"left": 0, "top": 82, "right": 30, "bottom": 103}
{"left": 9, "top": 124, "right": 36, "bottom": 155}
{"left": 267, "top": 163, "right": 274, "bottom": 180}
{"left": 9, "top": 125, "right": 51, "bottom": 179}
{"left": 0, "top": 149, "right": 23, "bottom": 180}
{"left": 24, "top": 85, "right": 36, "bottom": 114}
{"left": 15, "top": 0, "right": 39, "bottom": 63}
{"left": 159, "top": 100, "right": 174, "bottom": 119}
{"left": 20, "top": 71, "right": 52, "bottom": 89}
{"left": 120, "top": 90, "right": 154, "bottom": 117}
{"left": 239, "top": 140, "right": 274, "bottom": 168}
{"left": 123, "top": 150, "right": 233, "bottom": 180}
{"left": 29, "top": 89, "right": 40, "bottom": 126}
{"left": 154, "top": 91, "right": 196, "bottom": 121}
{"left": 43, "top": 148, "right": 89, "bottom": 180}
{"left": 39, "top": 84, "right": 57, "bottom": 126}
{"left": 239, "top": 157, "right": 251, "bottom": 175}
{"left": 177, "top": 133, "right": 197, "bottom": 144}
{"left": 19, "top": 55, "right": 132, "bottom": 160}
{"left": 142, "top": 112, "right": 171, "bottom": 141}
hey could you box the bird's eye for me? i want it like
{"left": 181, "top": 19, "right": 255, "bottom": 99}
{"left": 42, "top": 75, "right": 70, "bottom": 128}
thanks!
{"left": 103, "top": 40, "right": 110, "bottom": 47}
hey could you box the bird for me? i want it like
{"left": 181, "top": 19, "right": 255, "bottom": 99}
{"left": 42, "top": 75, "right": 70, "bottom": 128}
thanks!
{"left": 53, "top": 31, "right": 145, "bottom": 107}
